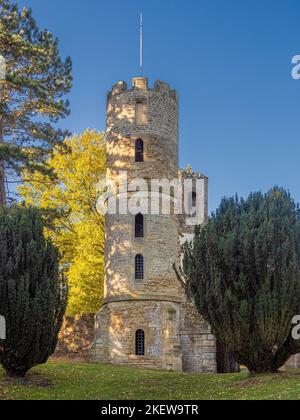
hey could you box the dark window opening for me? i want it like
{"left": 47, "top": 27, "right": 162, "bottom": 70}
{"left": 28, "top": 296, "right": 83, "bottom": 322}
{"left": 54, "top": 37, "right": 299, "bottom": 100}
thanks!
{"left": 188, "top": 191, "right": 197, "bottom": 217}
{"left": 135, "top": 139, "right": 144, "bottom": 162}
{"left": 192, "top": 192, "right": 197, "bottom": 207}
{"left": 135, "top": 254, "right": 144, "bottom": 280}
{"left": 135, "top": 213, "right": 144, "bottom": 238}
{"left": 135, "top": 329, "right": 145, "bottom": 356}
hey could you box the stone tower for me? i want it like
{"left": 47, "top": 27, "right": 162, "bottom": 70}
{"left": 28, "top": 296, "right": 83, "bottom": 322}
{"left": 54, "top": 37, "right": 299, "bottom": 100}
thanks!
{"left": 91, "top": 77, "right": 216, "bottom": 372}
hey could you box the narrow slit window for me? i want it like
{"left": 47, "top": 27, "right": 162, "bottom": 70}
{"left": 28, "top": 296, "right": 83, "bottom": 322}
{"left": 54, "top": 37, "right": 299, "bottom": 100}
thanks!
{"left": 135, "top": 139, "right": 144, "bottom": 162}
{"left": 135, "top": 254, "right": 144, "bottom": 280}
{"left": 135, "top": 329, "right": 145, "bottom": 356}
{"left": 135, "top": 213, "right": 144, "bottom": 238}
{"left": 135, "top": 101, "right": 147, "bottom": 125}
{"left": 188, "top": 191, "right": 197, "bottom": 217}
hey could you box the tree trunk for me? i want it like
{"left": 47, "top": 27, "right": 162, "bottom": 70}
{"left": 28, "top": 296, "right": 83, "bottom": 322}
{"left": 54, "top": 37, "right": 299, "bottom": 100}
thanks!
{"left": 6, "top": 368, "right": 27, "bottom": 379}
{"left": 217, "top": 341, "right": 240, "bottom": 373}
{"left": 243, "top": 353, "right": 285, "bottom": 375}
{"left": 248, "top": 366, "right": 279, "bottom": 375}
{"left": 0, "top": 122, "right": 6, "bottom": 206}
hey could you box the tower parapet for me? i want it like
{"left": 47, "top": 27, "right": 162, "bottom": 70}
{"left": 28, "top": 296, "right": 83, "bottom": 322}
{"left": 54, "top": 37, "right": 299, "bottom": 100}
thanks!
{"left": 109, "top": 78, "right": 177, "bottom": 100}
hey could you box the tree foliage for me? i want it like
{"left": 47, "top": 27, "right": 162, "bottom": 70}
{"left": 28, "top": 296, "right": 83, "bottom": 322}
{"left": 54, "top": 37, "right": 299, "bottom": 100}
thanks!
{"left": 178, "top": 187, "right": 300, "bottom": 374}
{"left": 18, "top": 130, "right": 105, "bottom": 315}
{"left": 0, "top": 206, "right": 67, "bottom": 378}
{"left": 0, "top": 0, "right": 72, "bottom": 204}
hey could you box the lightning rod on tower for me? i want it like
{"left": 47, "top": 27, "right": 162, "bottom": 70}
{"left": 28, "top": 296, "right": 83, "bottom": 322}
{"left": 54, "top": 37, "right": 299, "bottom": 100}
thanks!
{"left": 140, "top": 12, "right": 143, "bottom": 75}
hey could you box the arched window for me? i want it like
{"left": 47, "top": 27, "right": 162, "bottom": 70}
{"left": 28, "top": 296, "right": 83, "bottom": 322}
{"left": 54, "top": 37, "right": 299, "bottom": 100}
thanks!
{"left": 135, "top": 213, "right": 144, "bottom": 238}
{"left": 135, "top": 100, "right": 147, "bottom": 125}
{"left": 135, "top": 329, "right": 145, "bottom": 356}
{"left": 135, "top": 254, "right": 144, "bottom": 280}
{"left": 135, "top": 139, "right": 144, "bottom": 162}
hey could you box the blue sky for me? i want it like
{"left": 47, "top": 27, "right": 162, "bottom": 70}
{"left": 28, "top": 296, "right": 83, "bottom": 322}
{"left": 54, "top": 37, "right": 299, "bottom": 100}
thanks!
{"left": 16, "top": 0, "right": 300, "bottom": 212}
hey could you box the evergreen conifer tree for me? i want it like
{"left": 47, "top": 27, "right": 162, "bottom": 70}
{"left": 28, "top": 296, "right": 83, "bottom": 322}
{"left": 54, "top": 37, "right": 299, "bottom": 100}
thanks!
{"left": 0, "top": 0, "right": 72, "bottom": 204}
{"left": 0, "top": 206, "right": 67, "bottom": 378}
{"left": 178, "top": 187, "right": 300, "bottom": 374}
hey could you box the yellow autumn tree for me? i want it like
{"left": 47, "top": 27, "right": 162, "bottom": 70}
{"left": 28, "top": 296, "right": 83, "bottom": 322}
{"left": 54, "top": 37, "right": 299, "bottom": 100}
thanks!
{"left": 18, "top": 129, "right": 105, "bottom": 315}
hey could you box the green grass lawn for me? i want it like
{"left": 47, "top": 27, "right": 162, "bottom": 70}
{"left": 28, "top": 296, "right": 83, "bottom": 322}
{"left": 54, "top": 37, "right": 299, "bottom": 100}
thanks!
{"left": 0, "top": 361, "right": 300, "bottom": 400}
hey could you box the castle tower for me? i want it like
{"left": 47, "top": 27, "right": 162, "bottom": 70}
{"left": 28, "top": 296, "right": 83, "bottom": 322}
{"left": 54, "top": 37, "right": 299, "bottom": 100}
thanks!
{"left": 91, "top": 77, "right": 216, "bottom": 372}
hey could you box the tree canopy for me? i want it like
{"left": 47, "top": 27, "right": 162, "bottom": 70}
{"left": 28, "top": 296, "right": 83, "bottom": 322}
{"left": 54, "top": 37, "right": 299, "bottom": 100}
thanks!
{"left": 19, "top": 129, "right": 105, "bottom": 315}
{"left": 0, "top": 0, "right": 72, "bottom": 204}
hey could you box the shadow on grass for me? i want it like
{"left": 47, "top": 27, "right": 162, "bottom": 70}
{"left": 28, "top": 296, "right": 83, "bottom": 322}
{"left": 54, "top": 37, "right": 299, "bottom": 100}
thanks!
{"left": 4, "top": 372, "right": 53, "bottom": 389}
{"left": 232, "top": 369, "right": 300, "bottom": 389}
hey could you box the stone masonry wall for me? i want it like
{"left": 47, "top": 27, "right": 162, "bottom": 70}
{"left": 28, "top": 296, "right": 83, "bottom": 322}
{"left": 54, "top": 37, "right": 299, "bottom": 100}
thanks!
{"left": 91, "top": 300, "right": 182, "bottom": 371}
{"left": 55, "top": 314, "right": 95, "bottom": 357}
{"left": 180, "top": 302, "right": 216, "bottom": 372}
{"left": 105, "top": 211, "right": 182, "bottom": 301}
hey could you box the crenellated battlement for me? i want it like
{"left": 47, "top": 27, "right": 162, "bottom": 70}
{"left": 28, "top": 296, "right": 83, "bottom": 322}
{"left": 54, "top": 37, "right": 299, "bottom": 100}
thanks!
{"left": 179, "top": 168, "right": 208, "bottom": 182}
{"left": 108, "top": 77, "right": 178, "bottom": 102}
{"left": 154, "top": 80, "right": 178, "bottom": 101}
